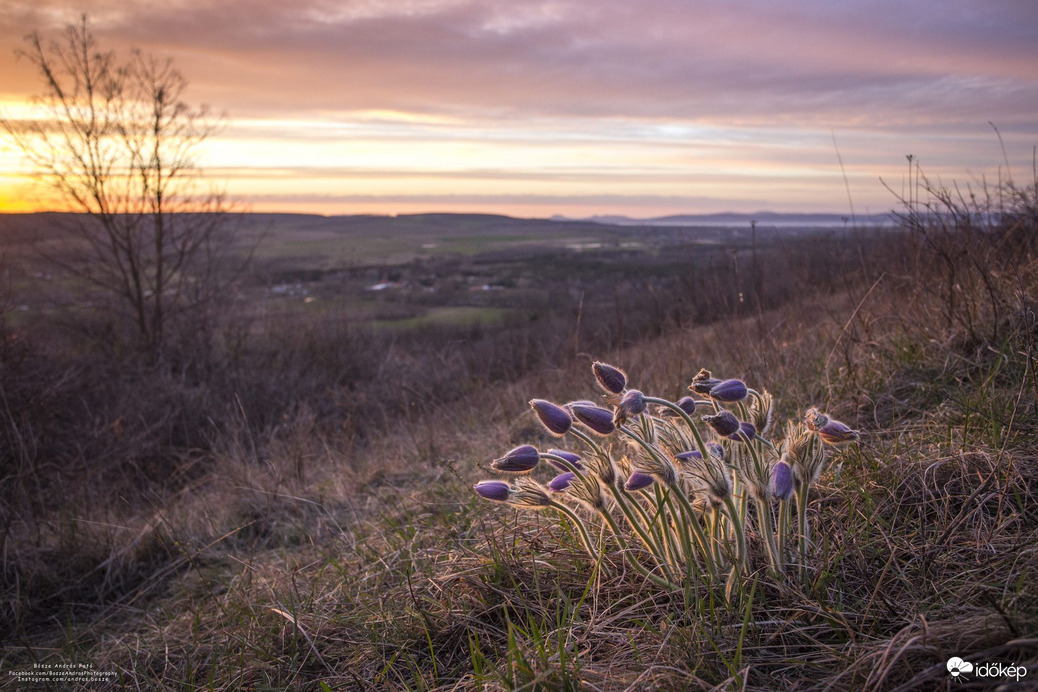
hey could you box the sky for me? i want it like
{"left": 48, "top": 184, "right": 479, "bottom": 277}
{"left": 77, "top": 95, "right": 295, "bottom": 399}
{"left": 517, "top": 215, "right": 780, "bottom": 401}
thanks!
{"left": 1, "top": 0, "right": 1036, "bottom": 218}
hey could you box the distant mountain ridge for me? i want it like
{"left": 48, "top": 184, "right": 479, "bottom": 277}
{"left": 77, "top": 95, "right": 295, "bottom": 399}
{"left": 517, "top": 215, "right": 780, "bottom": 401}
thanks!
{"left": 565, "top": 211, "right": 894, "bottom": 227}
{"left": 2, "top": 210, "right": 895, "bottom": 232}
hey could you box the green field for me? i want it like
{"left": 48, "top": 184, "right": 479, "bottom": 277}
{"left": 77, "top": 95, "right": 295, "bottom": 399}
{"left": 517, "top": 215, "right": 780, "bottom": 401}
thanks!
{"left": 370, "top": 305, "right": 509, "bottom": 329}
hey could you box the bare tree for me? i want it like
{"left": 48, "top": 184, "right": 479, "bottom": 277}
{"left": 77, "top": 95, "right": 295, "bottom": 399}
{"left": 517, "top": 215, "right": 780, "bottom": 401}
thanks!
{"left": 2, "top": 17, "right": 237, "bottom": 359}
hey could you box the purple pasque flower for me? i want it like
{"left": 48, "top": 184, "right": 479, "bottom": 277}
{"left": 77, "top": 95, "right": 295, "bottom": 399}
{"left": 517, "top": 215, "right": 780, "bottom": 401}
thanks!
{"left": 569, "top": 403, "right": 616, "bottom": 435}
{"left": 659, "top": 396, "right": 699, "bottom": 419}
{"left": 727, "top": 421, "right": 757, "bottom": 442}
{"left": 675, "top": 442, "right": 725, "bottom": 464}
{"left": 674, "top": 450, "right": 703, "bottom": 465}
{"left": 592, "top": 361, "right": 627, "bottom": 394}
{"left": 474, "top": 480, "right": 512, "bottom": 502}
{"left": 624, "top": 470, "right": 655, "bottom": 491}
{"left": 709, "top": 379, "right": 749, "bottom": 403}
{"left": 491, "top": 445, "right": 541, "bottom": 473}
{"left": 772, "top": 460, "right": 794, "bottom": 500}
{"left": 613, "top": 389, "right": 646, "bottom": 425}
{"left": 675, "top": 396, "right": 699, "bottom": 416}
{"left": 546, "top": 448, "right": 584, "bottom": 472}
{"left": 548, "top": 472, "right": 577, "bottom": 492}
{"left": 529, "top": 399, "right": 572, "bottom": 436}
{"left": 817, "top": 419, "right": 859, "bottom": 446}
{"left": 703, "top": 410, "right": 741, "bottom": 437}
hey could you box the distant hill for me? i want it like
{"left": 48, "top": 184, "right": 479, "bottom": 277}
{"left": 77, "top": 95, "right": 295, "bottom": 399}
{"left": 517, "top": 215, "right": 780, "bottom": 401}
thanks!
{"left": 3, "top": 209, "right": 895, "bottom": 233}
{"left": 576, "top": 211, "right": 895, "bottom": 227}
{"left": 2, "top": 210, "right": 895, "bottom": 256}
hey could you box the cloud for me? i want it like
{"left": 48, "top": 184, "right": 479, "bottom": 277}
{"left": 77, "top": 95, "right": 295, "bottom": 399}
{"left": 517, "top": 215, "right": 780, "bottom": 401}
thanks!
{"left": 2, "top": 0, "right": 1036, "bottom": 215}
{"left": 3, "top": 0, "right": 1036, "bottom": 128}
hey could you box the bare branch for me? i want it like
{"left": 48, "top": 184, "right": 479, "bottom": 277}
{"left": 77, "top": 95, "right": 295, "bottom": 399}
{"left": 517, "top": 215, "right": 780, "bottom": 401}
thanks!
{"left": 1, "top": 17, "right": 238, "bottom": 360}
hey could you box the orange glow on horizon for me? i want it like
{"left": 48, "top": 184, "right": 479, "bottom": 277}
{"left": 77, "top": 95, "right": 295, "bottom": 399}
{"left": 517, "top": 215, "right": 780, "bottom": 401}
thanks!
{"left": 1, "top": 106, "right": 1032, "bottom": 220}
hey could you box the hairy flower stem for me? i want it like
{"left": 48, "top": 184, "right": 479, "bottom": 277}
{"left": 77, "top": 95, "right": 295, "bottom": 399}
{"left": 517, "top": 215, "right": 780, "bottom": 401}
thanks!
{"left": 596, "top": 505, "right": 681, "bottom": 590}
{"left": 795, "top": 435, "right": 822, "bottom": 582}
{"left": 795, "top": 481, "right": 810, "bottom": 583}
{"left": 753, "top": 497, "right": 784, "bottom": 578}
{"left": 627, "top": 483, "right": 679, "bottom": 572}
{"left": 545, "top": 448, "right": 677, "bottom": 584}
{"left": 620, "top": 425, "right": 718, "bottom": 580}
{"left": 659, "top": 486, "right": 709, "bottom": 585}
{"left": 650, "top": 486, "right": 685, "bottom": 570}
{"left": 777, "top": 498, "right": 791, "bottom": 568}
{"left": 547, "top": 499, "right": 599, "bottom": 562}
{"left": 621, "top": 486, "right": 677, "bottom": 579}
{"left": 709, "top": 509, "right": 728, "bottom": 568}
{"left": 722, "top": 493, "right": 749, "bottom": 573}
{"left": 737, "top": 434, "right": 783, "bottom": 576}
{"left": 568, "top": 427, "right": 676, "bottom": 581}
{"left": 730, "top": 475, "right": 749, "bottom": 575}
{"left": 654, "top": 484, "right": 693, "bottom": 567}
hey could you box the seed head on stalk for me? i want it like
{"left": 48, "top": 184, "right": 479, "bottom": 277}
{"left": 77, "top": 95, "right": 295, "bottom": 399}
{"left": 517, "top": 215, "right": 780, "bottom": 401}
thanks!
{"left": 749, "top": 389, "right": 775, "bottom": 436}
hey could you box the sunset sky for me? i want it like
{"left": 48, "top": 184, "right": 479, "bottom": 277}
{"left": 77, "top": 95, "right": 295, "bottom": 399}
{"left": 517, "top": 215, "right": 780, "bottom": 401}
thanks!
{"left": 1, "top": 0, "right": 1036, "bottom": 218}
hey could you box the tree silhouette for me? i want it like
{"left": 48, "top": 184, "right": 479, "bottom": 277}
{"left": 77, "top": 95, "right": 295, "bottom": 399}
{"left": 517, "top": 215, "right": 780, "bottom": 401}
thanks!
{"left": 2, "top": 17, "right": 237, "bottom": 360}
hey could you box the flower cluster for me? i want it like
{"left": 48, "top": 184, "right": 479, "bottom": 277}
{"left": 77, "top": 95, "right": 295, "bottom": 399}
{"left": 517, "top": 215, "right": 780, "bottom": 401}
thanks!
{"left": 473, "top": 362, "right": 860, "bottom": 588}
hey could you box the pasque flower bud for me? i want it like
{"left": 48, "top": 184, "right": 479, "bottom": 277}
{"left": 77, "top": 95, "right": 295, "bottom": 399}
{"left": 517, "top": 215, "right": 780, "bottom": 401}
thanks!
{"left": 548, "top": 472, "right": 576, "bottom": 492}
{"left": 727, "top": 421, "right": 757, "bottom": 442}
{"left": 592, "top": 361, "right": 627, "bottom": 394}
{"left": 474, "top": 480, "right": 512, "bottom": 502}
{"left": 530, "top": 399, "right": 572, "bottom": 436}
{"left": 703, "top": 410, "right": 741, "bottom": 437}
{"left": 817, "top": 419, "right": 859, "bottom": 446}
{"left": 569, "top": 403, "right": 616, "bottom": 435}
{"left": 772, "top": 460, "right": 794, "bottom": 500}
{"left": 708, "top": 379, "right": 749, "bottom": 403}
{"left": 624, "top": 470, "right": 655, "bottom": 491}
{"left": 491, "top": 445, "right": 540, "bottom": 473}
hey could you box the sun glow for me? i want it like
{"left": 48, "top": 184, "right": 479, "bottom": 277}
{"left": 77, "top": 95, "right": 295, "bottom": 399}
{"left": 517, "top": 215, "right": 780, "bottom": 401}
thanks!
{"left": 1, "top": 100, "right": 1030, "bottom": 218}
